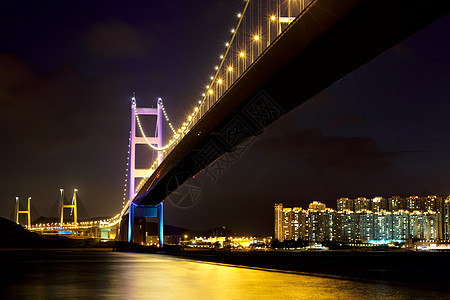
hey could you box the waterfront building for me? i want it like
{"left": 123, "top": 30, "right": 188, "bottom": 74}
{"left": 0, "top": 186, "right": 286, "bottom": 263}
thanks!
{"left": 423, "top": 195, "right": 442, "bottom": 212}
{"left": 290, "top": 207, "right": 302, "bottom": 241}
{"left": 282, "top": 207, "right": 293, "bottom": 241}
{"left": 309, "top": 201, "right": 326, "bottom": 211}
{"left": 423, "top": 211, "right": 442, "bottom": 240}
{"left": 298, "top": 209, "right": 308, "bottom": 241}
{"left": 371, "top": 197, "right": 387, "bottom": 212}
{"left": 392, "top": 210, "right": 410, "bottom": 240}
{"left": 337, "top": 210, "right": 355, "bottom": 242}
{"left": 324, "top": 208, "right": 337, "bottom": 241}
{"left": 337, "top": 197, "right": 353, "bottom": 211}
{"left": 444, "top": 198, "right": 450, "bottom": 240}
{"left": 274, "top": 203, "right": 283, "bottom": 241}
{"left": 276, "top": 196, "right": 445, "bottom": 244}
{"left": 409, "top": 211, "right": 425, "bottom": 239}
{"left": 354, "top": 197, "right": 371, "bottom": 212}
{"left": 353, "top": 210, "right": 362, "bottom": 241}
{"left": 334, "top": 211, "right": 343, "bottom": 242}
{"left": 374, "top": 210, "right": 393, "bottom": 241}
{"left": 406, "top": 196, "right": 423, "bottom": 212}
{"left": 357, "top": 209, "right": 374, "bottom": 242}
{"left": 388, "top": 196, "right": 405, "bottom": 212}
{"left": 308, "top": 208, "right": 327, "bottom": 242}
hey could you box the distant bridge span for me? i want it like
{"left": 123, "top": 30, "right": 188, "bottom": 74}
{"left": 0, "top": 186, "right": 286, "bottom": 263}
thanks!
{"left": 133, "top": 0, "right": 448, "bottom": 207}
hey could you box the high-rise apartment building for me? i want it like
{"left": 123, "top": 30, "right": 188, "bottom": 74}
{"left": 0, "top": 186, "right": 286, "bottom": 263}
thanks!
{"left": 282, "top": 207, "right": 292, "bottom": 241}
{"left": 324, "top": 208, "right": 337, "bottom": 241}
{"left": 298, "top": 209, "right": 308, "bottom": 241}
{"left": 275, "top": 195, "right": 446, "bottom": 244}
{"left": 371, "top": 197, "right": 387, "bottom": 212}
{"left": 392, "top": 210, "right": 409, "bottom": 240}
{"left": 308, "top": 209, "right": 327, "bottom": 242}
{"left": 424, "top": 195, "right": 443, "bottom": 212}
{"left": 388, "top": 196, "right": 405, "bottom": 211}
{"left": 423, "top": 211, "right": 442, "bottom": 240}
{"left": 338, "top": 210, "right": 355, "bottom": 242}
{"left": 337, "top": 198, "right": 353, "bottom": 211}
{"left": 406, "top": 196, "right": 423, "bottom": 211}
{"left": 409, "top": 211, "right": 425, "bottom": 239}
{"left": 444, "top": 198, "right": 450, "bottom": 240}
{"left": 309, "top": 201, "right": 326, "bottom": 211}
{"left": 290, "top": 207, "right": 302, "bottom": 241}
{"left": 373, "top": 211, "right": 393, "bottom": 240}
{"left": 357, "top": 210, "right": 374, "bottom": 242}
{"left": 274, "top": 203, "right": 283, "bottom": 241}
{"left": 354, "top": 197, "right": 371, "bottom": 212}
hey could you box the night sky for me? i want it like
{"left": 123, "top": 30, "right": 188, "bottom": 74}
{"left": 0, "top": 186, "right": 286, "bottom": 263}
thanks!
{"left": 0, "top": 1, "right": 448, "bottom": 236}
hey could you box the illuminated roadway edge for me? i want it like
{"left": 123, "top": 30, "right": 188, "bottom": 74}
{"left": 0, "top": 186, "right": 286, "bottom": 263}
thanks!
{"left": 133, "top": 0, "right": 449, "bottom": 207}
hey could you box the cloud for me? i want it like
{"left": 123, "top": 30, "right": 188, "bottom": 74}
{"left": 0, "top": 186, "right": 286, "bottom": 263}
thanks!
{"left": 84, "top": 22, "right": 148, "bottom": 58}
{"left": 255, "top": 117, "right": 395, "bottom": 175}
{"left": 393, "top": 44, "right": 413, "bottom": 60}
{"left": 0, "top": 54, "right": 33, "bottom": 87}
{"left": 326, "top": 113, "right": 363, "bottom": 127}
{"left": 0, "top": 53, "right": 98, "bottom": 153}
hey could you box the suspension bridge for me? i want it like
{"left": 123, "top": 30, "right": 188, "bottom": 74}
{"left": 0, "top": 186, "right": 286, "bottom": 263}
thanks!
{"left": 18, "top": 0, "right": 448, "bottom": 245}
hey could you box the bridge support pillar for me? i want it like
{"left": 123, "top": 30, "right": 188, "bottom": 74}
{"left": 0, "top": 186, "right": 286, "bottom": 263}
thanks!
{"left": 15, "top": 196, "right": 31, "bottom": 227}
{"left": 127, "top": 203, "right": 163, "bottom": 246}
{"left": 60, "top": 189, "right": 78, "bottom": 227}
{"left": 127, "top": 203, "right": 134, "bottom": 243}
{"left": 132, "top": 217, "right": 146, "bottom": 244}
{"left": 158, "top": 203, "right": 163, "bottom": 247}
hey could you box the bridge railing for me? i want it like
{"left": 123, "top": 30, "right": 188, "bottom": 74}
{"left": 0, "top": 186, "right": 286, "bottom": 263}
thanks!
{"left": 134, "top": 0, "right": 314, "bottom": 196}
{"left": 29, "top": 213, "right": 121, "bottom": 231}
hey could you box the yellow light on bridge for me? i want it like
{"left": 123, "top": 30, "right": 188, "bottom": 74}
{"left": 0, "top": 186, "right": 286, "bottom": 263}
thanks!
{"left": 227, "top": 66, "right": 233, "bottom": 72}
{"left": 217, "top": 79, "right": 223, "bottom": 84}
{"left": 208, "top": 89, "right": 213, "bottom": 95}
{"left": 253, "top": 35, "right": 260, "bottom": 41}
{"left": 239, "top": 52, "right": 245, "bottom": 58}
{"left": 270, "top": 15, "right": 276, "bottom": 21}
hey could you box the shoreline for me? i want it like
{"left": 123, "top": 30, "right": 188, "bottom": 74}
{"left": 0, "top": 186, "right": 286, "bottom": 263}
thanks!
{"left": 162, "top": 249, "right": 450, "bottom": 293}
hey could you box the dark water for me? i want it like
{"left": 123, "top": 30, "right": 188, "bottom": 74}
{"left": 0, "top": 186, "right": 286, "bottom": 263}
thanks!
{"left": 0, "top": 250, "right": 448, "bottom": 299}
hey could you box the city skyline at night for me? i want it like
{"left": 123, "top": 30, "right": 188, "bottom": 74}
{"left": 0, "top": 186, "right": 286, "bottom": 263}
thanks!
{"left": 0, "top": 1, "right": 448, "bottom": 237}
{"left": 1, "top": 1, "right": 450, "bottom": 298}
{"left": 275, "top": 195, "right": 450, "bottom": 244}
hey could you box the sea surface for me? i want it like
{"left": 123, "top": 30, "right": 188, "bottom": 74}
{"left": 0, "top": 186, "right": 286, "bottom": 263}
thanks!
{"left": 0, "top": 250, "right": 448, "bottom": 299}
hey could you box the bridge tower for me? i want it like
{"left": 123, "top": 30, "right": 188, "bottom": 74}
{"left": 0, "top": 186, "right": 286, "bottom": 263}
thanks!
{"left": 126, "top": 93, "right": 164, "bottom": 246}
{"left": 15, "top": 197, "right": 31, "bottom": 227}
{"left": 129, "top": 93, "right": 163, "bottom": 200}
{"left": 60, "top": 189, "right": 78, "bottom": 227}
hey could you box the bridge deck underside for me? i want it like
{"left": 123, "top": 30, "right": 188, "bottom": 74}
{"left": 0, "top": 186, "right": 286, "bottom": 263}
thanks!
{"left": 134, "top": 0, "right": 449, "bottom": 206}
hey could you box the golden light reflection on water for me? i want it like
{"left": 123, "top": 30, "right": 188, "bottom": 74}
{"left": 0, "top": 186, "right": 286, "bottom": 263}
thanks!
{"left": 103, "top": 253, "right": 436, "bottom": 299}
{"left": 2, "top": 252, "right": 447, "bottom": 299}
